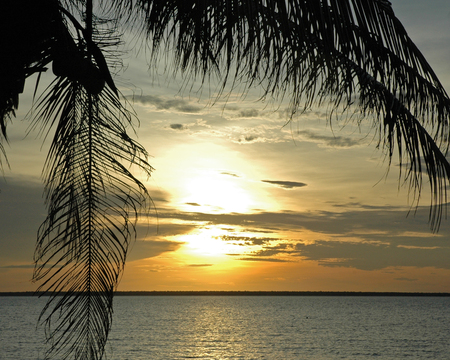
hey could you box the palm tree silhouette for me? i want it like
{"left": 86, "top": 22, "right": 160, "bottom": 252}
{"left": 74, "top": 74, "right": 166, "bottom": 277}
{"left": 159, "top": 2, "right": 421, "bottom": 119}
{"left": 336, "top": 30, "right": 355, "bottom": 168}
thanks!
{"left": 1, "top": 0, "right": 449, "bottom": 359}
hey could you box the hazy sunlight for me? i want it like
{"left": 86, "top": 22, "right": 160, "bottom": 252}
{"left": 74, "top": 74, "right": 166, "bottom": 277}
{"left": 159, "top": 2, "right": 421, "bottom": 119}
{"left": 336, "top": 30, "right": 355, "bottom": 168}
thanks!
{"left": 181, "top": 170, "right": 255, "bottom": 213}
{"left": 181, "top": 226, "right": 246, "bottom": 258}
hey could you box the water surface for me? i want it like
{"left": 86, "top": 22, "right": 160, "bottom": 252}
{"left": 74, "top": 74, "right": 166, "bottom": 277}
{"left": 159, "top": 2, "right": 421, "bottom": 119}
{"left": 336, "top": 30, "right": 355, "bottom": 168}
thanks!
{"left": 1, "top": 295, "right": 449, "bottom": 359}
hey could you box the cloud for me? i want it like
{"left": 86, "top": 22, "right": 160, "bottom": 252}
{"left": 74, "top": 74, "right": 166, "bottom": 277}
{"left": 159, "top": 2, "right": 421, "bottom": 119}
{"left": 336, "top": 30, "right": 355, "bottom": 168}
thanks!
{"left": 216, "top": 235, "right": 278, "bottom": 246}
{"left": 137, "top": 222, "right": 197, "bottom": 239}
{"left": 151, "top": 205, "right": 447, "bottom": 246}
{"left": 0, "top": 264, "right": 35, "bottom": 269}
{"left": 297, "top": 129, "right": 361, "bottom": 148}
{"left": 262, "top": 180, "right": 307, "bottom": 189}
{"left": 170, "top": 124, "right": 187, "bottom": 130}
{"left": 236, "top": 135, "right": 261, "bottom": 143}
{"left": 394, "top": 277, "right": 418, "bottom": 282}
{"left": 221, "top": 171, "right": 241, "bottom": 178}
{"left": 146, "top": 202, "right": 450, "bottom": 270}
{"left": 0, "top": 264, "right": 62, "bottom": 269}
{"left": 187, "top": 264, "right": 213, "bottom": 267}
{"left": 0, "top": 178, "right": 46, "bottom": 264}
{"left": 223, "top": 105, "right": 261, "bottom": 119}
{"left": 237, "top": 109, "right": 260, "bottom": 118}
{"left": 185, "top": 202, "right": 201, "bottom": 207}
{"left": 4, "top": 173, "right": 447, "bottom": 274}
{"left": 236, "top": 235, "right": 450, "bottom": 270}
{"left": 140, "top": 187, "right": 172, "bottom": 206}
{"left": 246, "top": 242, "right": 301, "bottom": 259}
{"left": 295, "top": 240, "right": 450, "bottom": 270}
{"left": 128, "top": 95, "right": 203, "bottom": 113}
{"left": 127, "top": 240, "right": 183, "bottom": 262}
{"left": 239, "top": 257, "right": 292, "bottom": 262}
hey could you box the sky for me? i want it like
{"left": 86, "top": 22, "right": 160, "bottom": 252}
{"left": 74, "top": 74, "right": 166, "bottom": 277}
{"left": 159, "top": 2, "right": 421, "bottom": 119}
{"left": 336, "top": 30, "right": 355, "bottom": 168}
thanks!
{"left": 1, "top": 0, "right": 450, "bottom": 292}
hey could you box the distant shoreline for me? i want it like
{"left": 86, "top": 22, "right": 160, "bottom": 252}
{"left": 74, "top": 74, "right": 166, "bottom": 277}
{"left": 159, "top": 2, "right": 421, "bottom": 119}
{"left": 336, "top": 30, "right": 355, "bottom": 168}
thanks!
{"left": 1, "top": 291, "right": 449, "bottom": 297}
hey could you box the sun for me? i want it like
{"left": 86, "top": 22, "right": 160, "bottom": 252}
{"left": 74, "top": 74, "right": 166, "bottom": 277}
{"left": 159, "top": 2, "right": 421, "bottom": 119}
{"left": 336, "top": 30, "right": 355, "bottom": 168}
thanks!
{"left": 148, "top": 141, "right": 279, "bottom": 215}
{"left": 180, "top": 169, "right": 255, "bottom": 213}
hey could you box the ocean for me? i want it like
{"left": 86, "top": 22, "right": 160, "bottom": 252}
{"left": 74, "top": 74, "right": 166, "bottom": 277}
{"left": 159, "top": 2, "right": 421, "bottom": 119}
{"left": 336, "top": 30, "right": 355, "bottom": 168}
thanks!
{"left": 1, "top": 295, "right": 449, "bottom": 359}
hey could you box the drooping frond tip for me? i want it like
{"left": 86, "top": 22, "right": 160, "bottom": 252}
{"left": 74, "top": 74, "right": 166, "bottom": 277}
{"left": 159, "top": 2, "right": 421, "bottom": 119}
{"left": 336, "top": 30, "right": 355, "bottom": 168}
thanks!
{"left": 32, "top": 74, "right": 152, "bottom": 359}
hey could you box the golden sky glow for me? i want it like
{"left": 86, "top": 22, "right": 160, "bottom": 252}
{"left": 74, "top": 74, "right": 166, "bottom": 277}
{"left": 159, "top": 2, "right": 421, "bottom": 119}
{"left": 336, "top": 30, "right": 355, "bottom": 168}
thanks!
{"left": 1, "top": 0, "right": 450, "bottom": 293}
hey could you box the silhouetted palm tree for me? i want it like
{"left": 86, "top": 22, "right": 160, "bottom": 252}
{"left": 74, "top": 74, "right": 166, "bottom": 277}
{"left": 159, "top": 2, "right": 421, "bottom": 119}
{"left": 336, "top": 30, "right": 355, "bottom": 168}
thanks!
{"left": 1, "top": 0, "right": 449, "bottom": 359}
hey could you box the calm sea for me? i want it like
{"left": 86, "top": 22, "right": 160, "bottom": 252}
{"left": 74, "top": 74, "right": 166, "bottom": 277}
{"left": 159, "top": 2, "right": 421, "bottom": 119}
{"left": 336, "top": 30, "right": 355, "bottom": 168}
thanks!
{"left": 0, "top": 295, "right": 449, "bottom": 359}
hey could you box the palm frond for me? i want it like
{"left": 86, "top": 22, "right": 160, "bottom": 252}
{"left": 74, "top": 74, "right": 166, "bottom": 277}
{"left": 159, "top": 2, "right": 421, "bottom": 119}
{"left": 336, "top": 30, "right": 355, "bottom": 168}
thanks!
{"left": 32, "top": 74, "right": 152, "bottom": 360}
{"left": 19, "top": 3, "right": 153, "bottom": 359}
{"left": 106, "top": 0, "right": 450, "bottom": 229}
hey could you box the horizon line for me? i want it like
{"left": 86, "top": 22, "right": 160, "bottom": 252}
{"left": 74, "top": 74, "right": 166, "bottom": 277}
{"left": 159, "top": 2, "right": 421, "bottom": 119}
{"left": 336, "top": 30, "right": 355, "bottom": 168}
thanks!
{"left": 1, "top": 290, "right": 449, "bottom": 297}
